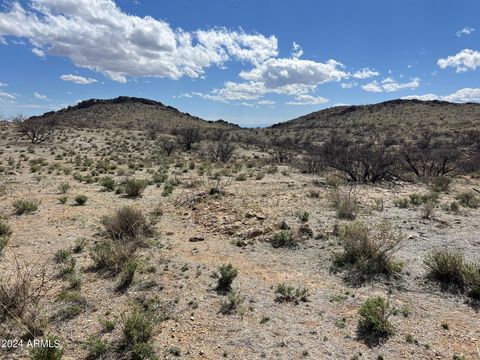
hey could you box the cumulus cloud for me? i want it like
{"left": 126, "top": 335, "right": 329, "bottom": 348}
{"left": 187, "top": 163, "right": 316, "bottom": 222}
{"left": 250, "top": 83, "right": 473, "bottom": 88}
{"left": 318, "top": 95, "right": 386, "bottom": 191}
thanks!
{"left": 291, "top": 42, "right": 303, "bottom": 58}
{"left": 0, "top": 0, "right": 278, "bottom": 82}
{"left": 0, "top": 82, "right": 8, "bottom": 87}
{"left": 401, "top": 94, "right": 439, "bottom": 101}
{"left": 456, "top": 27, "right": 474, "bottom": 37}
{"left": 34, "top": 91, "right": 47, "bottom": 99}
{"left": 442, "top": 88, "right": 480, "bottom": 103}
{"left": 286, "top": 94, "right": 329, "bottom": 106}
{"left": 402, "top": 88, "right": 480, "bottom": 103}
{"left": 351, "top": 68, "right": 379, "bottom": 79}
{"left": 60, "top": 74, "right": 98, "bottom": 84}
{"left": 341, "top": 82, "right": 357, "bottom": 89}
{"left": 362, "top": 77, "right": 420, "bottom": 93}
{"left": 437, "top": 49, "right": 480, "bottom": 72}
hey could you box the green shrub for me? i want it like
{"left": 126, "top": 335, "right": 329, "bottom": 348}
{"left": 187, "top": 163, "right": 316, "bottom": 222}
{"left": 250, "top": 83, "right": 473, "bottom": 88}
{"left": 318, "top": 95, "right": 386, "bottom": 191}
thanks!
{"left": 29, "top": 336, "right": 63, "bottom": 360}
{"left": 275, "top": 283, "right": 309, "bottom": 304}
{"left": 121, "top": 308, "right": 153, "bottom": 348}
{"left": 215, "top": 263, "right": 238, "bottom": 292}
{"left": 13, "top": 199, "right": 40, "bottom": 215}
{"left": 74, "top": 194, "right": 88, "bottom": 206}
{"left": 117, "top": 259, "right": 138, "bottom": 291}
{"left": 83, "top": 336, "right": 108, "bottom": 359}
{"left": 58, "top": 182, "right": 70, "bottom": 194}
{"left": 424, "top": 250, "right": 466, "bottom": 287}
{"left": 333, "top": 222, "right": 403, "bottom": 280}
{"left": 456, "top": 191, "right": 480, "bottom": 209}
{"left": 162, "top": 181, "right": 174, "bottom": 197}
{"left": 100, "top": 176, "right": 116, "bottom": 192}
{"left": 219, "top": 290, "right": 244, "bottom": 315}
{"left": 0, "top": 219, "right": 12, "bottom": 238}
{"left": 270, "top": 231, "right": 298, "bottom": 249}
{"left": 123, "top": 179, "right": 147, "bottom": 198}
{"left": 89, "top": 240, "right": 131, "bottom": 275}
{"left": 297, "top": 211, "right": 309, "bottom": 223}
{"left": 428, "top": 176, "right": 452, "bottom": 193}
{"left": 58, "top": 196, "right": 68, "bottom": 204}
{"left": 358, "top": 297, "right": 395, "bottom": 343}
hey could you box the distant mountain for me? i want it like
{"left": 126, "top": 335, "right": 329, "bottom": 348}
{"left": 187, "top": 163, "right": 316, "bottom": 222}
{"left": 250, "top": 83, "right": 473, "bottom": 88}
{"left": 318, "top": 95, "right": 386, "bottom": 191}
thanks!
{"left": 30, "top": 96, "right": 240, "bottom": 130}
{"left": 270, "top": 99, "right": 480, "bottom": 135}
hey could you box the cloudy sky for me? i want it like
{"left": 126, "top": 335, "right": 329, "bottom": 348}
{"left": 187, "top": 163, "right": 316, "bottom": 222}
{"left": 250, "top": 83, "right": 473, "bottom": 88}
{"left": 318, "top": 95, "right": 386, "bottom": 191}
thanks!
{"left": 1, "top": 0, "right": 480, "bottom": 126}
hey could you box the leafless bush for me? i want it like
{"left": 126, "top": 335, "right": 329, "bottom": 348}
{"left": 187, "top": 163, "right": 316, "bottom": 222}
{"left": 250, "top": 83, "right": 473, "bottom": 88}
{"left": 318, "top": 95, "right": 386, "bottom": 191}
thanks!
{"left": 14, "top": 115, "right": 57, "bottom": 144}
{"left": 175, "top": 127, "right": 201, "bottom": 150}
{"left": 206, "top": 140, "right": 236, "bottom": 163}
{"left": 0, "top": 258, "right": 53, "bottom": 322}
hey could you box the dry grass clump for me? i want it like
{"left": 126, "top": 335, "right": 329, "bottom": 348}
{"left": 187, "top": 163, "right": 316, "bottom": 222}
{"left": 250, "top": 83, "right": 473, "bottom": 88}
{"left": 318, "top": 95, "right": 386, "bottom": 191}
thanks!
{"left": 101, "top": 206, "right": 153, "bottom": 242}
{"left": 329, "top": 189, "right": 359, "bottom": 220}
{"left": 424, "top": 250, "right": 480, "bottom": 300}
{"left": 0, "top": 218, "right": 12, "bottom": 254}
{"left": 333, "top": 221, "right": 403, "bottom": 281}
{"left": 13, "top": 198, "right": 40, "bottom": 215}
{"left": 275, "top": 283, "right": 309, "bottom": 304}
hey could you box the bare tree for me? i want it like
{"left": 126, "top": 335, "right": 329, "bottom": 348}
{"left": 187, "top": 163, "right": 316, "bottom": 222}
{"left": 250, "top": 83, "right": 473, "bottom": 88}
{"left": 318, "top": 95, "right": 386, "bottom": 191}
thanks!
{"left": 208, "top": 139, "right": 236, "bottom": 163}
{"left": 162, "top": 139, "right": 176, "bottom": 156}
{"left": 14, "top": 115, "right": 56, "bottom": 144}
{"left": 176, "top": 127, "right": 201, "bottom": 151}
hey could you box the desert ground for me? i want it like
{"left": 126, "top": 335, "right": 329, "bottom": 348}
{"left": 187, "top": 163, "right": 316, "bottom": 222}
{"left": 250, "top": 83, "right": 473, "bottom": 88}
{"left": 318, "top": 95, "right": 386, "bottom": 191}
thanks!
{"left": 1, "top": 109, "right": 480, "bottom": 360}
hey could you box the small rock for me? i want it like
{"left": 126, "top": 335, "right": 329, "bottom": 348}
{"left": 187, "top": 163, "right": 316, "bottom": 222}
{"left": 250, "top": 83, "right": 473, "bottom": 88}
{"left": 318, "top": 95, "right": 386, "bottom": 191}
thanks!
{"left": 279, "top": 220, "right": 290, "bottom": 230}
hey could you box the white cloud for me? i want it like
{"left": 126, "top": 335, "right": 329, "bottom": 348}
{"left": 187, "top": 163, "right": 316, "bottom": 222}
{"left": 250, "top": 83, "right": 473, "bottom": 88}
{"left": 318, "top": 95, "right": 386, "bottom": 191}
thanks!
{"left": 0, "top": 82, "right": 8, "bottom": 87}
{"left": 0, "top": 0, "right": 278, "bottom": 82}
{"left": 402, "top": 88, "right": 480, "bottom": 103}
{"left": 401, "top": 94, "right": 439, "bottom": 101}
{"left": 34, "top": 91, "right": 47, "bottom": 99}
{"left": 286, "top": 94, "right": 328, "bottom": 106}
{"left": 0, "top": 91, "right": 16, "bottom": 100}
{"left": 31, "top": 48, "right": 45, "bottom": 57}
{"left": 60, "top": 74, "right": 98, "bottom": 84}
{"left": 257, "top": 99, "right": 276, "bottom": 105}
{"left": 291, "top": 42, "right": 303, "bottom": 58}
{"left": 442, "top": 88, "right": 480, "bottom": 103}
{"left": 239, "top": 58, "right": 347, "bottom": 95}
{"left": 437, "top": 49, "right": 480, "bottom": 72}
{"left": 362, "top": 77, "right": 420, "bottom": 93}
{"left": 205, "top": 81, "right": 266, "bottom": 102}
{"left": 361, "top": 81, "right": 382, "bottom": 93}
{"left": 341, "top": 81, "right": 357, "bottom": 89}
{"left": 351, "top": 68, "right": 379, "bottom": 79}
{"left": 456, "top": 27, "right": 474, "bottom": 37}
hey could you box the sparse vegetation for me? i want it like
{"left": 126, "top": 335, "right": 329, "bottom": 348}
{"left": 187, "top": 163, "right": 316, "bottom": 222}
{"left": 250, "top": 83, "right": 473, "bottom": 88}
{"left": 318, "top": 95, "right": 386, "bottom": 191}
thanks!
{"left": 275, "top": 283, "right": 309, "bottom": 304}
{"left": 215, "top": 263, "right": 238, "bottom": 292}
{"left": 13, "top": 198, "right": 40, "bottom": 215}
{"left": 358, "top": 297, "right": 395, "bottom": 343}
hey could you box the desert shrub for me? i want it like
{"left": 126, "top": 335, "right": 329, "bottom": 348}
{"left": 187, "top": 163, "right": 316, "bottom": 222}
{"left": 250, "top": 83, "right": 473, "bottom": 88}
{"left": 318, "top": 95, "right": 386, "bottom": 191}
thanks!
{"left": 74, "top": 194, "right": 88, "bottom": 206}
{"left": 29, "top": 336, "right": 63, "bottom": 360}
{"left": 270, "top": 231, "right": 298, "bottom": 249}
{"left": 55, "top": 290, "right": 88, "bottom": 320}
{"left": 0, "top": 218, "right": 12, "bottom": 238}
{"left": 422, "top": 201, "right": 436, "bottom": 219}
{"left": 58, "top": 181, "right": 70, "bottom": 194}
{"left": 319, "top": 135, "right": 399, "bottom": 183}
{"left": 455, "top": 191, "right": 480, "bottom": 209}
{"left": 333, "top": 222, "right": 403, "bottom": 281}
{"left": 297, "top": 211, "right": 309, "bottom": 223}
{"left": 58, "top": 196, "right": 68, "bottom": 204}
{"left": 275, "top": 283, "right": 309, "bottom": 304}
{"left": 219, "top": 290, "right": 244, "bottom": 315}
{"left": 393, "top": 197, "right": 410, "bottom": 208}
{"left": 358, "top": 297, "right": 395, "bottom": 343}
{"left": 121, "top": 308, "right": 154, "bottom": 349}
{"left": 102, "top": 206, "right": 152, "bottom": 242}
{"left": 329, "top": 190, "right": 359, "bottom": 220}
{"left": 83, "top": 335, "right": 108, "bottom": 359}
{"left": 100, "top": 176, "right": 116, "bottom": 191}
{"left": 235, "top": 172, "right": 248, "bottom": 181}
{"left": 13, "top": 198, "right": 40, "bottom": 215}
{"left": 123, "top": 179, "right": 147, "bottom": 198}
{"left": 424, "top": 250, "right": 467, "bottom": 288}
{"left": 117, "top": 259, "right": 138, "bottom": 291}
{"left": 0, "top": 262, "right": 51, "bottom": 321}
{"left": 428, "top": 176, "right": 452, "bottom": 192}
{"left": 215, "top": 263, "right": 238, "bottom": 292}
{"left": 89, "top": 240, "right": 131, "bottom": 275}
{"left": 162, "top": 181, "right": 174, "bottom": 197}
{"left": 53, "top": 249, "right": 72, "bottom": 264}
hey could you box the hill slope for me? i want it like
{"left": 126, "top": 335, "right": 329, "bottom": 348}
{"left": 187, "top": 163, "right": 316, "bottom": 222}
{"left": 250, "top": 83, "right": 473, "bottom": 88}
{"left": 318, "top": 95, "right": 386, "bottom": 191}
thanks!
{"left": 271, "top": 99, "right": 480, "bottom": 135}
{"left": 30, "top": 96, "right": 239, "bottom": 130}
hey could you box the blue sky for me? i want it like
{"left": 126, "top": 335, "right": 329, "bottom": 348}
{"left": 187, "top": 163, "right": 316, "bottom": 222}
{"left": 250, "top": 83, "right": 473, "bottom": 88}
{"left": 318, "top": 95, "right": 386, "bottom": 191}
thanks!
{"left": 1, "top": 0, "right": 480, "bottom": 126}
